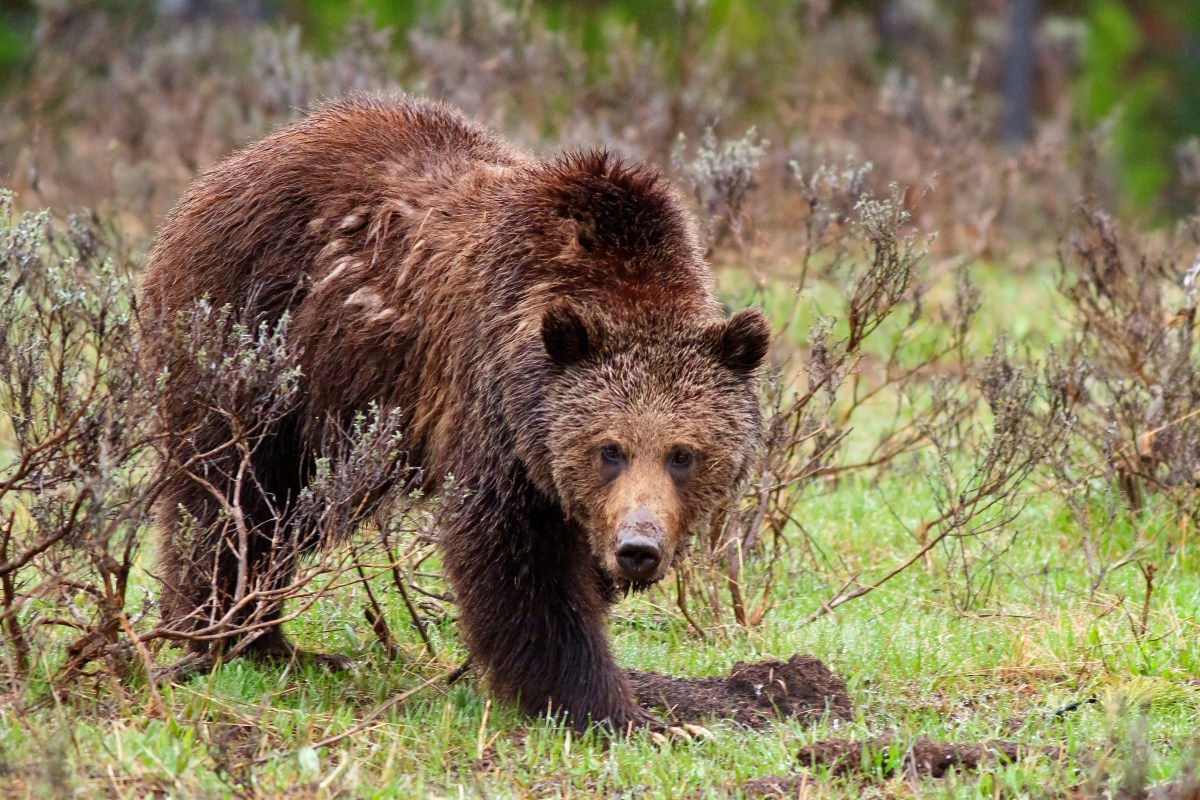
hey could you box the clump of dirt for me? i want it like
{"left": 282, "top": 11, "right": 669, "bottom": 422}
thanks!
{"left": 739, "top": 775, "right": 812, "bottom": 798}
{"left": 796, "top": 736, "right": 1062, "bottom": 778}
{"left": 627, "top": 654, "right": 852, "bottom": 727}
{"left": 744, "top": 776, "right": 1200, "bottom": 800}
{"left": 740, "top": 736, "right": 1064, "bottom": 796}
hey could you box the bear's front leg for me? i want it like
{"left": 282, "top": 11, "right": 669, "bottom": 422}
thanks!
{"left": 441, "top": 470, "right": 651, "bottom": 732}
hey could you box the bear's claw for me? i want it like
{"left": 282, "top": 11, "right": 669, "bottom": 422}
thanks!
{"left": 647, "top": 724, "right": 714, "bottom": 744}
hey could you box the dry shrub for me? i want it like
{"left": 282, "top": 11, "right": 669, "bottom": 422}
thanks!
{"left": 671, "top": 146, "right": 1082, "bottom": 626}
{"left": 0, "top": 192, "right": 158, "bottom": 687}
{"left": 0, "top": 192, "right": 437, "bottom": 697}
{"left": 688, "top": 311, "right": 1079, "bottom": 628}
{"left": 671, "top": 126, "right": 769, "bottom": 253}
{"left": 2, "top": 2, "right": 1102, "bottom": 267}
{"left": 1052, "top": 205, "right": 1200, "bottom": 584}
{"left": 148, "top": 300, "right": 421, "bottom": 670}
{"left": 913, "top": 342, "right": 1077, "bottom": 612}
{"left": 674, "top": 173, "right": 953, "bottom": 630}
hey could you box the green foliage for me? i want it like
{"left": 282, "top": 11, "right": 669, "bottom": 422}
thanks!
{"left": 1081, "top": 0, "right": 1200, "bottom": 215}
{"left": 282, "top": 0, "right": 425, "bottom": 51}
{"left": 0, "top": 1, "right": 35, "bottom": 87}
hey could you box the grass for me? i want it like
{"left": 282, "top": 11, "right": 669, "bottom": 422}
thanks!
{"left": 1, "top": 208, "right": 1198, "bottom": 797}
{"left": 2, "top": 457, "right": 1199, "bottom": 798}
{"left": 3, "top": 258, "right": 1200, "bottom": 798}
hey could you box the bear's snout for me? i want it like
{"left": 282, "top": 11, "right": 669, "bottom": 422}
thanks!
{"left": 615, "top": 536, "right": 660, "bottom": 581}
{"left": 614, "top": 508, "right": 666, "bottom": 583}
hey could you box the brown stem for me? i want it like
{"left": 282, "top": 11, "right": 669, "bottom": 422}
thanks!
{"left": 352, "top": 543, "right": 398, "bottom": 660}
{"left": 0, "top": 512, "right": 29, "bottom": 677}
{"left": 799, "top": 504, "right": 963, "bottom": 626}
{"left": 674, "top": 570, "right": 707, "bottom": 639}
{"left": 384, "top": 542, "right": 435, "bottom": 658}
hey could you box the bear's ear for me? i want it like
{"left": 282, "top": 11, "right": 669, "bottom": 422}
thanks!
{"left": 716, "top": 308, "right": 770, "bottom": 374}
{"left": 542, "top": 303, "right": 600, "bottom": 366}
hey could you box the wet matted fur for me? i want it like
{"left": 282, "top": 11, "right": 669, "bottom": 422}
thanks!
{"left": 140, "top": 95, "right": 769, "bottom": 729}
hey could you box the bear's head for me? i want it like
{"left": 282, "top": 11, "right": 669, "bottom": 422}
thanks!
{"left": 540, "top": 302, "right": 770, "bottom": 590}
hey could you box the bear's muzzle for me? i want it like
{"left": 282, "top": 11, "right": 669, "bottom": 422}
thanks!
{"left": 614, "top": 508, "right": 666, "bottom": 583}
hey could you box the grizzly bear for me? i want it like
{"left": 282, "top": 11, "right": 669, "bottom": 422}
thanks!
{"left": 140, "top": 95, "right": 769, "bottom": 730}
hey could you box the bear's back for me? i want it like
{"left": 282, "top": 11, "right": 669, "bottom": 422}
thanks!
{"left": 139, "top": 96, "right": 527, "bottom": 329}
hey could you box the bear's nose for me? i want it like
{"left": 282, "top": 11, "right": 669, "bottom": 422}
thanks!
{"left": 615, "top": 536, "right": 661, "bottom": 582}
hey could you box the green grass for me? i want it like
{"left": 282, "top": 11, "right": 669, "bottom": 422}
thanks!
{"left": 3, "top": 260, "right": 1200, "bottom": 798}
{"left": 3, "top": 471, "right": 1199, "bottom": 798}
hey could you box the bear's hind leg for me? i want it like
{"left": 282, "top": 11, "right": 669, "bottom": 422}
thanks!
{"left": 240, "top": 625, "right": 356, "bottom": 671}
{"left": 156, "top": 417, "right": 353, "bottom": 672}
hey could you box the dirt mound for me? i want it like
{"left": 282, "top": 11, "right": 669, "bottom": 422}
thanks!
{"left": 740, "top": 736, "right": 1063, "bottom": 796}
{"left": 797, "top": 736, "right": 1060, "bottom": 778}
{"left": 740, "top": 776, "right": 813, "bottom": 798}
{"left": 627, "top": 654, "right": 852, "bottom": 727}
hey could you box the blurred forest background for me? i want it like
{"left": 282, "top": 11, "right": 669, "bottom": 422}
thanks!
{"left": 1, "top": 0, "right": 1198, "bottom": 224}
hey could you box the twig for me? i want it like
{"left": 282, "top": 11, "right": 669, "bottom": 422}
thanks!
{"left": 254, "top": 667, "right": 453, "bottom": 763}
{"left": 799, "top": 507, "right": 961, "bottom": 625}
{"left": 117, "top": 612, "right": 173, "bottom": 724}
{"left": 0, "top": 512, "right": 30, "bottom": 677}
{"left": 353, "top": 544, "right": 398, "bottom": 660}
{"left": 1136, "top": 562, "right": 1157, "bottom": 641}
{"left": 384, "top": 544, "right": 435, "bottom": 658}
{"left": 447, "top": 656, "right": 473, "bottom": 685}
{"left": 674, "top": 570, "right": 706, "bottom": 639}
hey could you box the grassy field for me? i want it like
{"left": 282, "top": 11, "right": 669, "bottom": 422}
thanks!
{"left": 3, "top": 474, "right": 1199, "bottom": 798}
{"left": 2, "top": 258, "right": 1198, "bottom": 800}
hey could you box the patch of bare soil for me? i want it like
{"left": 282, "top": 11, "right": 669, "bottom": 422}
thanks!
{"left": 795, "top": 736, "right": 1061, "bottom": 778}
{"left": 739, "top": 775, "right": 814, "bottom": 798}
{"left": 1065, "top": 779, "right": 1200, "bottom": 800}
{"left": 740, "top": 736, "right": 1064, "bottom": 797}
{"left": 627, "top": 654, "right": 852, "bottom": 727}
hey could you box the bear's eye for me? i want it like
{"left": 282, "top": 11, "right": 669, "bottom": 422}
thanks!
{"left": 669, "top": 448, "right": 694, "bottom": 470}
{"left": 599, "top": 444, "right": 624, "bottom": 465}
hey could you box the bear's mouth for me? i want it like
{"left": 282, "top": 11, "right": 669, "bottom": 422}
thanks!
{"left": 605, "top": 556, "right": 666, "bottom": 593}
{"left": 616, "top": 576, "right": 659, "bottom": 597}
{"left": 597, "top": 545, "right": 670, "bottom": 596}
{"left": 608, "top": 542, "right": 674, "bottom": 594}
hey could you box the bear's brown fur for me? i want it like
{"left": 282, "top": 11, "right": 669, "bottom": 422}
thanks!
{"left": 140, "top": 95, "right": 769, "bottom": 729}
